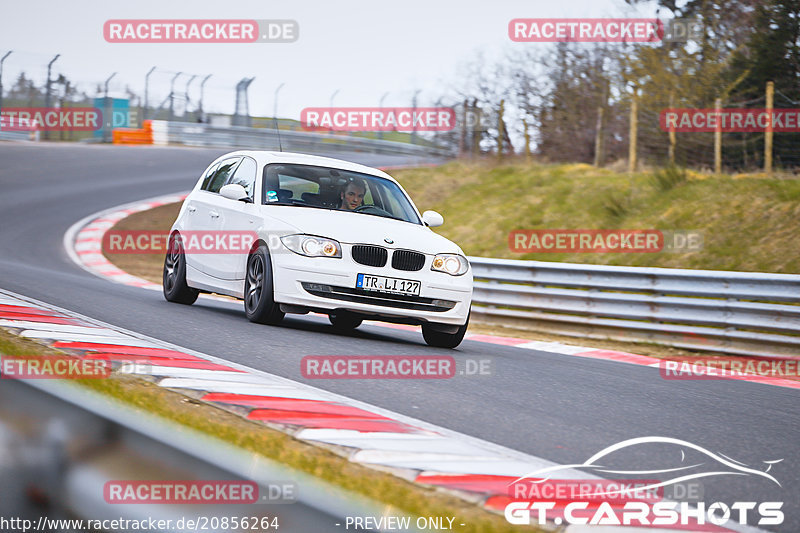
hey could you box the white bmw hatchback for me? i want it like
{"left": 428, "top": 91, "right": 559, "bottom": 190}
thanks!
{"left": 163, "top": 151, "right": 473, "bottom": 348}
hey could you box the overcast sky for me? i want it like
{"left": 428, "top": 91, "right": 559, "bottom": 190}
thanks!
{"left": 1, "top": 0, "right": 658, "bottom": 119}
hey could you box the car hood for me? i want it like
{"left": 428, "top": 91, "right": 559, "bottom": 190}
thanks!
{"left": 264, "top": 206, "right": 462, "bottom": 254}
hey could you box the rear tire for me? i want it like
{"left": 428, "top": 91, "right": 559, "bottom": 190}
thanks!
{"left": 422, "top": 313, "right": 469, "bottom": 349}
{"left": 163, "top": 233, "right": 199, "bottom": 305}
{"left": 244, "top": 245, "right": 284, "bottom": 325}
{"left": 329, "top": 312, "right": 363, "bottom": 330}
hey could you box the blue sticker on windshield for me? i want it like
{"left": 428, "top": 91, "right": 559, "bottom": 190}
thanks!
{"left": 267, "top": 190, "right": 279, "bottom": 202}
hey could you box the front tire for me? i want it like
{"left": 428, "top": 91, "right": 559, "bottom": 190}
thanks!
{"left": 422, "top": 313, "right": 469, "bottom": 349}
{"left": 163, "top": 233, "right": 199, "bottom": 305}
{"left": 329, "top": 312, "right": 363, "bottom": 330}
{"left": 244, "top": 245, "right": 284, "bottom": 325}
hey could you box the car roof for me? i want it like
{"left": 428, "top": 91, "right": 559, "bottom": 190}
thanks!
{"left": 215, "top": 151, "right": 397, "bottom": 182}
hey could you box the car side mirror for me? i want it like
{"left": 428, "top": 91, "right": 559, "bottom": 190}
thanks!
{"left": 422, "top": 210, "right": 444, "bottom": 227}
{"left": 220, "top": 184, "right": 251, "bottom": 202}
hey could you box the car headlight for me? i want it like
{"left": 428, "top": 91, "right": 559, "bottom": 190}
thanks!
{"left": 280, "top": 234, "right": 342, "bottom": 258}
{"left": 431, "top": 253, "right": 469, "bottom": 276}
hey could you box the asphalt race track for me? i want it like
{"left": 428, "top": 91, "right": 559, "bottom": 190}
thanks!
{"left": 1, "top": 142, "right": 798, "bottom": 531}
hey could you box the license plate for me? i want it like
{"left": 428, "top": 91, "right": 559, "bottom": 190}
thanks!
{"left": 356, "top": 273, "right": 420, "bottom": 296}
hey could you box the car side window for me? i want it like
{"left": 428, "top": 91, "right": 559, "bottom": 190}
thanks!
{"left": 226, "top": 157, "right": 257, "bottom": 199}
{"left": 203, "top": 157, "right": 241, "bottom": 193}
{"left": 200, "top": 162, "right": 220, "bottom": 190}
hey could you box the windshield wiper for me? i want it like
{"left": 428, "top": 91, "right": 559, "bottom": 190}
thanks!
{"left": 355, "top": 210, "right": 407, "bottom": 222}
{"left": 274, "top": 201, "right": 413, "bottom": 222}
{"left": 273, "top": 201, "right": 330, "bottom": 210}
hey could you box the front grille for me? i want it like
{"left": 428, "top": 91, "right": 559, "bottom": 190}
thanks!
{"left": 391, "top": 250, "right": 425, "bottom": 271}
{"left": 351, "top": 245, "right": 387, "bottom": 267}
{"left": 302, "top": 283, "right": 456, "bottom": 312}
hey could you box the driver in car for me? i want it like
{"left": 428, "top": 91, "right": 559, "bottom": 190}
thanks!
{"left": 339, "top": 179, "right": 366, "bottom": 211}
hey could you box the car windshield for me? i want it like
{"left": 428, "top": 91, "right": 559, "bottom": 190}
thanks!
{"left": 262, "top": 163, "right": 422, "bottom": 224}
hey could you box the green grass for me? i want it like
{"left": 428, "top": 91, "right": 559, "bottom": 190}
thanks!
{"left": 650, "top": 165, "right": 688, "bottom": 192}
{"left": 391, "top": 160, "right": 800, "bottom": 273}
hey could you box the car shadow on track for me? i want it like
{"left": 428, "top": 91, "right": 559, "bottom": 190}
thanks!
{"left": 171, "top": 296, "right": 427, "bottom": 348}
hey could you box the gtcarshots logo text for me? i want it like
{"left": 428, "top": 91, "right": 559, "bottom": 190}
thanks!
{"left": 505, "top": 500, "right": 783, "bottom": 526}
{"left": 504, "top": 437, "right": 784, "bottom": 527}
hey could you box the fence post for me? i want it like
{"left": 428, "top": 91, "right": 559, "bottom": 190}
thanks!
{"left": 594, "top": 80, "right": 607, "bottom": 167}
{"left": 471, "top": 99, "right": 481, "bottom": 157}
{"left": 44, "top": 54, "right": 60, "bottom": 141}
{"left": 497, "top": 99, "right": 505, "bottom": 161}
{"left": 497, "top": 100, "right": 506, "bottom": 159}
{"left": 668, "top": 92, "right": 676, "bottom": 165}
{"left": 523, "top": 118, "right": 531, "bottom": 160}
{"left": 714, "top": 97, "right": 722, "bottom": 174}
{"left": 459, "top": 99, "right": 468, "bottom": 157}
{"left": 765, "top": 81, "right": 774, "bottom": 174}
{"left": 594, "top": 105, "right": 605, "bottom": 167}
{"left": 628, "top": 87, "right": 638, "bottom": 173}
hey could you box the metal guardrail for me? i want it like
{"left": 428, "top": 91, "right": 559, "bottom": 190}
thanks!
{"left": 0, "top": 130, "right": 33, "bottom": 141}
{"left": 156, "top": 121, "right": 454, "bottom": 159}
{"left": 468, "top": 257, "right": 800, "bottom": 358}
{"left": 0, "top": 377, "right": 398, "bottom": 532}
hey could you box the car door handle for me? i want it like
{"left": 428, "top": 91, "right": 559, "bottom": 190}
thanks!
{"left": 210, "top": 210, "right": 220, "bottom": 218}
{"left": 187, "top": 206, "right": 197, "bottom": 213}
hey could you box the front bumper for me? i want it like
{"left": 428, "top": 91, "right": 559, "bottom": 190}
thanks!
{"left": 271, "top": 245, "right": 472, "bottom": 326}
